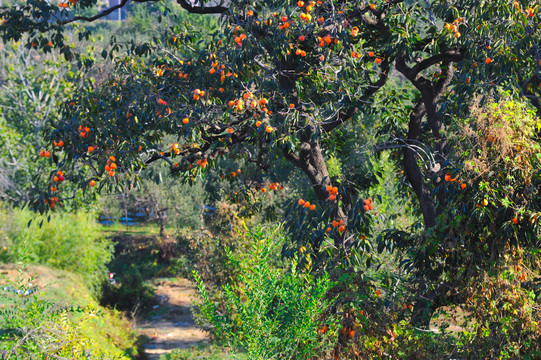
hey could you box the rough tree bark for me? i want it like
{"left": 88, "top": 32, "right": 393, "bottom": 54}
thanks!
{"left": 396, "top": 52, "right": 463, "bottom": 328}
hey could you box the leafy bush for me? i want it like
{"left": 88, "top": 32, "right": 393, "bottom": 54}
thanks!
{"left": 455, "top": 250, "right": 541, "bottom": 359}
{"left": 194, "top": 226, "right": 337, "bottom": 359}
{"left": 173, "top": 201, "right": 284, "bottom": 286}
{"left": 321, "top": 266, "right": 455, "bottom": 359}
{"left": 161, "top": 343, "right": 243, "bottom": 360}
{"left": 0, "top": 208, "right": 113, "bottom": 294}
{"left": 0, "top": 280, "right": 99, "bottom": 359}
{"left": 0, "top": 265, "right": 140, "bottom": 359}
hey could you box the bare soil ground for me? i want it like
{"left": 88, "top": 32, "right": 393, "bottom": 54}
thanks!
{"left": 137, "top": 278, "right": 209, "bottom": 360}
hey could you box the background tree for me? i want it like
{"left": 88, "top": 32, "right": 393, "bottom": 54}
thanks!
{"left": 0, "top": 41, "right": 82, "bottom": 202}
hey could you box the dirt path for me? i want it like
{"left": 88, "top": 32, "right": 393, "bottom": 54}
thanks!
{"left": 138, "top": 278, "right": 209, "bottom": 360}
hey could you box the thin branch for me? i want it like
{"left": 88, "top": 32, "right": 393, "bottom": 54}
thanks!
{"left": 59, "top": 0, "right": 133, "bottom": 25}
{"left": 321, "top": 58, "right": 390, "bottom": 133}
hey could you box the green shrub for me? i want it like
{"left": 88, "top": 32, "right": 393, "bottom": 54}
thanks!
{"left": 100, "top": 263, "right": 155, "bottom": 313}
{"left": 160, "top": 343, "right": 243, "bottom": 360}
{"left": 453, "top": 251, "right": 541, "bottom": 359}
{"left": 0, "top": 265, "right": 140, "bottom": 359}
{"left": 0, "top": 208, "right": 113, "bottom": 294}
{"left": 194, "top": 226, "right": 337, "bottom": 360}
{"left": 174, "top": 202, "right": 287, "bottom": 287}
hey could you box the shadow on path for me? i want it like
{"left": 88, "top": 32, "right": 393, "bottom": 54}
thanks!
{"left": 138, "top": 278, "right": 209, "bottom": 360}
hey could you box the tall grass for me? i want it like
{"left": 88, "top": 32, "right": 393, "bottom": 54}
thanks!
{"left": 0, "top": 208, "right": 113, "bottom": 294}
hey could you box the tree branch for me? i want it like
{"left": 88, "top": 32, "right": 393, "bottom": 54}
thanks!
{"left": 397, "top": 49, "right": 463, "bottom": 82}
{"left": 175, "top": 0, "right": 229, "bottom": 14}
{"left": 321, "top": 58, "right": 390, "bottom": 132}
{"left": 59, "top": 0, "right": 132, "bottom": 25}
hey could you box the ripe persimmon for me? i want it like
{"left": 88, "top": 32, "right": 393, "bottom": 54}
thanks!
{"left": 298, "top": 199, "right": 305, "bottom": 206}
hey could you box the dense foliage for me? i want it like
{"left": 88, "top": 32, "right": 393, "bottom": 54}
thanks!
{"left": 1, "top": 0, "right": 541, "bottom": 359}
{"left": 0, "top": 266, "right": 141, "bottom": 359}
{"left": 195, "top": 227, "right": 338, "bottom": 359}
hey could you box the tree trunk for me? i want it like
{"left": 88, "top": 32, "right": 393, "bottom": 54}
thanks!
{"left": 158, "top": 211, "right": 166, "bottom": 239}
{"left": 403, "top": 101, "right": 437, "bottom": 228}
{"left": 284, "top": 138, "right": 348, "bottom": 249}
{"left": 397, "top": 62, "right": 457, "bottom": 328}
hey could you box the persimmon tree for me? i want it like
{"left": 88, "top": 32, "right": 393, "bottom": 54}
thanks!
{"left": 1, "top": 0, "right": 540, "bottom": 330}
